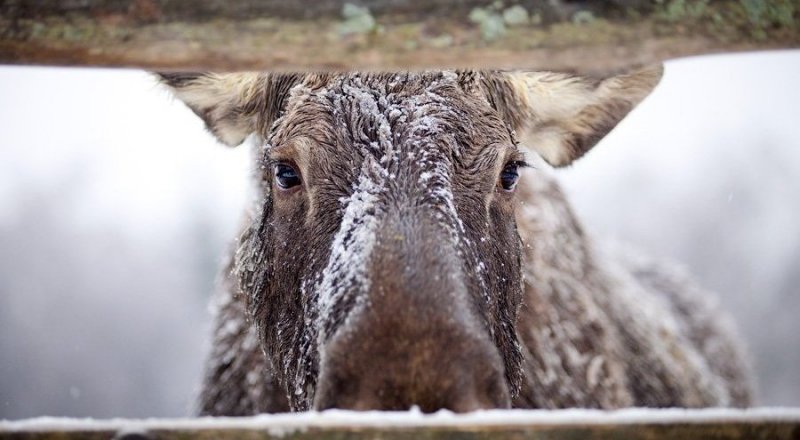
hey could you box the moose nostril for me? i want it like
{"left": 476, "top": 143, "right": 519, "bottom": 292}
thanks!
{"left": 446, "top": 369, "right": 511, "bottom": 413}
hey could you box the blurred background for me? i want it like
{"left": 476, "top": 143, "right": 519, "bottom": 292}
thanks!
{"left": 0, "top": 50, "right": 798, "bottom": 419}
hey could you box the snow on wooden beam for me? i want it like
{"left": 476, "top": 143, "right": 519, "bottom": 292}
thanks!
{"left": 0, "top": 1, "right": 798, "bottom": 75}
{"left": 2, "top": 409, "right": 800, "bottom": 440}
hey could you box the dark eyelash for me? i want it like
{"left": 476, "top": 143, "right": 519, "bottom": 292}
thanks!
{"left": 509, "top": 159, "right": 533, "bottom": 169}
{"left": 507, "top": 148, "right": 533, "bottom": 169}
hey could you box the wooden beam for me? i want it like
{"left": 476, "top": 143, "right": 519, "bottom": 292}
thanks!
{"left": 2, "top": 423, "right": 800, "bottom": 440}
{"left": 1, "top": 1, "right": 799, "bottom": 74}
{"left": 3, "top": 410, "right": 800, "bottom": 440}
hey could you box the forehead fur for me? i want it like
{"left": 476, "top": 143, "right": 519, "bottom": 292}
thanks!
{"left": 265, "top": 71, "right": 516, "bottom": 176}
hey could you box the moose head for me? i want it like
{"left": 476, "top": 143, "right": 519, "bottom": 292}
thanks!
{"left": 160, "top": 67, "right": 662, "bottom": 412}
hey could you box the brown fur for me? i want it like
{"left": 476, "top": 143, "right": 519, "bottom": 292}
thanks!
{"left": 157, "top": 68, "right": 752, "bottom": 414}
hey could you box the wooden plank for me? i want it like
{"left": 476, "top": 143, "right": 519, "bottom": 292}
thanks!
{"left": 3, "top": 410, "right": 800, "bottom": 440}
{"left": 3, "top": 423, "right": 800, "bottom": 440}
{"left": 1, "top": 1, "right": 798, "bottom": 74}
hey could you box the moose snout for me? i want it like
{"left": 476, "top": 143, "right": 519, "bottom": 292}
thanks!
{"left": 313, "top": 212, "right": 511, "bottom": 412}
{"left": 314, "top": 314, "right": 511, "bottom": 412}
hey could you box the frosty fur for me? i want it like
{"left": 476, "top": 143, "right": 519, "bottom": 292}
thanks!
{"left": 158, "top": 69, "right": 753, "bottom": 414}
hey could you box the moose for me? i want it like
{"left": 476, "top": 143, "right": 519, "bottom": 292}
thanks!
{"left": 159, "top": 67, "right": 753, "bottom": 415}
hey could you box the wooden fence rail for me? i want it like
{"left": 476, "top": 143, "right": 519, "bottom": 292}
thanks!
{"left": 3, "top": 409, "right": 800, "bottom": 440}
{"left": 1, "top": 1, "right": 799, "bottom": 75}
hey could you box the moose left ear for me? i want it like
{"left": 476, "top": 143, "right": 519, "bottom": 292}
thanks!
{"left": 487, "top": 65, "right": 663, "bottom": 167}
{"left": 156, "top": 72, "right": 268, "bottom": 147}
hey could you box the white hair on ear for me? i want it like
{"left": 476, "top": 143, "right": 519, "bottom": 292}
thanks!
{"left": 504, "top": 65, "right": 664, "bottom": 167}
{"left": 159, "top": 72, "right": 265, "bottom": 147}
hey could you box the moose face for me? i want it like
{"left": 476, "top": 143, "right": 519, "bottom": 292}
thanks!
{"left": 160, "top": 67, "right": 662, "bottom": 412}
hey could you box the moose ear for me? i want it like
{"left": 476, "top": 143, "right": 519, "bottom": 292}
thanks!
{"left": 156, "top": 72, "right": 301, "bottom": 147}
{"left": 487, "top": 65, "right": 663, "bottom": 167}
{"left": 156, "top": 72, "right": 264, "bottom": 146}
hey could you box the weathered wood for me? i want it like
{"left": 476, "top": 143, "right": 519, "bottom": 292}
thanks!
{"left": 1, "top": 1, "right": 798, "bottom": 74}
{"left": 3, "top": 424, "right": 800, "bottom": 440}
{"left": 3, "top": 410, "right": 800, "bottom": 440}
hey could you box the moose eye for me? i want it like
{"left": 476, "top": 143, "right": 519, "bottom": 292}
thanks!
{"left": 274, "top": 163, "right": 302, "bottom": 190}
{"left": 499, "top": 162, "right": 520, "bottom": 191}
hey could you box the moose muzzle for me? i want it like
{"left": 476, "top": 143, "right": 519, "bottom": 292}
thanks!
{"left": 313, "top": 209, "right": 510, "bottom": 412}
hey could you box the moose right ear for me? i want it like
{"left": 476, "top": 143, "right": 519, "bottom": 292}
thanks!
{"left": 484, "top": 65, "right": 663, "bottom": 167}
{"left": 156, "top": 72, "right": 302, "bottom": 147}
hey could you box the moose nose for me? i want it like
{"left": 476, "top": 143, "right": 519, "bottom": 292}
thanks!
{"left": 313, "top": 314, "right": 511, "bottom": 412}
{"left": 312, "top": 210, "right": 511, "bottom": 412}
